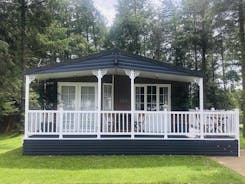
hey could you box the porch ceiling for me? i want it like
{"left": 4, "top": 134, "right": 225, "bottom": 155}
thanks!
{"left": 30, "top": 68, "right": 200, "bottom": 83}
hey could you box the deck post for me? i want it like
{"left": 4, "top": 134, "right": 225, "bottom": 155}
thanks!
{"left": 125, "top": 70, "right": 140, "bottom": 138}
{"left": 24, "top": 75, "right": 35, "bottom": 139}
{"left": 235, "top": 109, "right": 240, "bottom": 139}
{"left": 59, "top": 107, "right": 63, "bottom": 139}
{"left": 199, "top": 78, "right": 204, "bottom": 139}
{"left": 234, "top": 109, "right": 240, "bottom": 157}
{"left": 93, "top": 69, "right": 107, "bottom": 138}
{"left": 164, "top": 109, "right": 168, "bottom": 139}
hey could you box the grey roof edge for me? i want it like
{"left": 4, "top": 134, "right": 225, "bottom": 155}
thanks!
{"left": 24, "top": 49, "right": 115, "bottom": 75}
{"left": 116, "top": 49, "right": 204, "bottom": 77}
{"left": 25, "top": 48, "right": 204, "bottom": 78}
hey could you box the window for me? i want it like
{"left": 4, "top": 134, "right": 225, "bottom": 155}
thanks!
{"left": 58, "top": 83, "right": 97, "bottom": 111}
{"left": 159, "top": 87, "right": 169, "bottom": 111}
{"left": 147, "top": 86, "right": 157, "bottom": 111}
{"left": 135, "top": 86, "right": 145, "bottom": 110}
{"left": 81, "top": 86, "right": 96, "bottom": 110}
{"left": 135, "top": 84, "right": 170, "bottom": 111}
{"left": 103, "top": 84, "right": 113, "bottom": 110}
{"left": 61, "top": 86, "right": 76, "bottom": 110}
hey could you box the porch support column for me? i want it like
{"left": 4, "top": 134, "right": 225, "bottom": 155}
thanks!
{"left": 93, "top": 69, "right": 107, "bottom": 138}
{"left": 24, "top": 75, "right": 35, "bottom": 139}
{"left": 125, "top": 70, "right": 140, "bottom": 138}
{"left": 199, "top": 78, "right": 204, "bottom": 111}
{"left": 198, "top": 78, "right": 204, "bottom": 139}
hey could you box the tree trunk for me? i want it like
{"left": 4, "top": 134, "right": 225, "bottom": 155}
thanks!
{"left": 238, "top": 0, "right": 245, "bottom": 137}
{"left": 19, "top": 0, "right": 26, "bottom": 125}
{"left": 200, "top": 0, "right": 209, "bottom": 108}
{"left": 92, "top": 24, "right": 97, "bottom": 51}
{"left": 193, "top": 10, "right": 198, "bottom": 70}
{"left": 211, "top": 52, "right": 216, "bottom": 107}
{"left": 220, "top": 38, "right": 227, "bottom": 91}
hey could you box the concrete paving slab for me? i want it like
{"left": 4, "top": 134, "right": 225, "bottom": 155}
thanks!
{"left": 210, "top": 150, "right": 245, "bottom": 176}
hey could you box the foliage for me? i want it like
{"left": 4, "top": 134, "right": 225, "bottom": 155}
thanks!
{"left": 0, "top": 0, "right": 107, "bottom": 124}
{"left": 0, "top": 133, "right": 244, "bottom": 184}
{"left": 109, "top": 0, "right": 243, "bottom": 111}
{"left": 240, "top": 128, "right": 245, "bottom": 149}
{"left": 0, "top": 0, "right": 244, "bottom": 132}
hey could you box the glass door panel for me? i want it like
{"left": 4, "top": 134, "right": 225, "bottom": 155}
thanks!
{"left": 80, "top": 86, "right": 96, "bottom": 111}
{"left": 103, "top": 84, "right": 113, "bottom": 110}
{"left": 135, "top": 86, "right": 145, "bottom": 110}
{"left": 147, "top": 86, "right": 157, "bottom": 111}
{"left": 61, "top": 86, "right": 76, "bottom": 110}
{"left": 159, "top": 87, "right": 169, "bottom": 111}
{"left": 60, "top": 86, "right": 76, "bottom": 131}
{"left": 80, "top": 86, "right": 97, "bottom": 132}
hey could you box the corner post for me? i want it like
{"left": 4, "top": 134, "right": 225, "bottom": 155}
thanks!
{"left": 125, "top": 70, "right": 140, "bottom": 139}
{"left": 199, "top": 78, "right": 204, "bottom": 139}
{"left": 24, "top": 75, "right": 35, "bottom": 139}
{"left": 93, "top": 69, "right": 107, "bottom": 138}
{"left": 234, "top": 109, "right": 240, "bottom": 156}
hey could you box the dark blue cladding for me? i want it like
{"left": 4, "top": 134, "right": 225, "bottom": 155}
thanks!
{"left": 25, "top": 49, "right": 203, "bottom": 77}
{"left": 23, "top": 139, "right": 238, "bottom": 156}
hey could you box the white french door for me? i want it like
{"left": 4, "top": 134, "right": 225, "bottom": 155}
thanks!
{"left": 135, "top": 84, "right": 171, "bottom": 133}
{"left": 58, "top": 82, "right": 98, "bottom": 132}
{"left": 58, "top": 82, "right": 97, "bottom": 111}
{"left": 60, "top": 85, "right": 76, "bottom": 110}
{"left": 80, "top": 86, "right": 97, "bottom": 110}
{"left": 135, "top": 84, "right": 171, "bottom": 111}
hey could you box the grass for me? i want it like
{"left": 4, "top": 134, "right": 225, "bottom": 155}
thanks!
{"left": 240, "top": 128, "right": 245, "bottom": 149}
{"left": 0, "top": 134, "right": 244, "bottom": 184}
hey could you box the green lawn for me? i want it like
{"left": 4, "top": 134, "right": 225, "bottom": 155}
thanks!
{"left": 240, "top": 128, "right": 245, "bottom": 149}
{"left": 0, "top": 134, "right": 244, "bottom": 184}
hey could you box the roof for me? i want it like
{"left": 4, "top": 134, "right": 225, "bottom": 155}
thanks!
{"left": 25, "top": 49, "right": 203, "bottom": 78}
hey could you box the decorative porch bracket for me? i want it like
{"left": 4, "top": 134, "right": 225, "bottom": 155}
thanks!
{"left": 24, "top": 75, "right": 35, "bottom": 138}
{"left": 92, "top": 69, "right": 107, "bottom": 138}
{"left": 124, "top": 70, "right": 140, "bottom": 138}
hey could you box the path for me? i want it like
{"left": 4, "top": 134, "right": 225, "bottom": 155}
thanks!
{"left": 210, "top": 150, "right": 245, "bottom": 176}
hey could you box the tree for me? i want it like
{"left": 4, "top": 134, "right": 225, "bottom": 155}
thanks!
{"left": 238, "top": 0, "right": 245, "bottom": 136}
{"left": 109, "top": 0, "right": 149, "bottom": 54}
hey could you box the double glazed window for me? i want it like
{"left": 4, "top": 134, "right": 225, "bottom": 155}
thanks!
{"left": 135, "top": 85, "right": 170, "bottom": 111}
{"left": 81, "top": 86, "right": 96, "bottom": 110}
{"left": 103, "top": 84, "right": 113, "bottom": 110}
{"left": 147, "top": 86, "right": 157, "bottom": 111}
{"left": 58, "top": 83, "right": 97, "bottom": 111}
{"left": 135, "top": 87, "right": 145, "bottom": 110}
{"left": 61, "top": 86, "right": 76, "bottom": 110}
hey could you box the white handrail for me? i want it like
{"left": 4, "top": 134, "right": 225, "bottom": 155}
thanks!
{"left": 26, "top": 109, "right": 239, "bottom": 140}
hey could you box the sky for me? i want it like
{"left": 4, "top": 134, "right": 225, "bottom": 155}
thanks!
{"left": 93, "top": 0, "right": 117, "bottom": 27}
{"left": 93, "top": 0, "right": 161, "bottom": 27}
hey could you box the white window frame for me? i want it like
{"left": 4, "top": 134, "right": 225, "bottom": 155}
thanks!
{"left": 135, "top": 85, "right": 146, "bottom": 111}
{"left": 58, "top": 82, "right": 98, "bottom": 111}
{"left": 134, "top": 84, "right": 171, "bottom": 111}
{"left": 102, "top": 83, "right": 114, "bottom": 111}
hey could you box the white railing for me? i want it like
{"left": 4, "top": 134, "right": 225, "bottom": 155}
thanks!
{"left": 27, "top": 110, "right": 98, "bottom": 135}
{"left": 101, "top": 111, "right": 131, "bottom": 134}
{"left": 26, "top": 109, "right": 239, "bottom": 139}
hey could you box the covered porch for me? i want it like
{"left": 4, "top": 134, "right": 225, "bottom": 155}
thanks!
{"left": 25, "top": 73, "right": 239, "bottom": 140}
{"left": 23, "top": 50, "right": 239, "bottom": 156}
